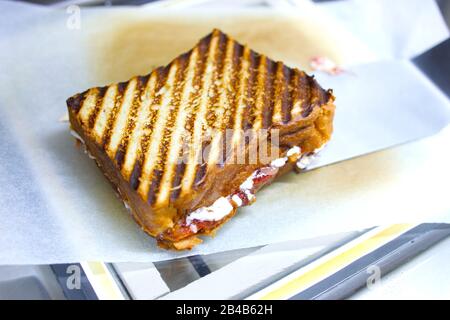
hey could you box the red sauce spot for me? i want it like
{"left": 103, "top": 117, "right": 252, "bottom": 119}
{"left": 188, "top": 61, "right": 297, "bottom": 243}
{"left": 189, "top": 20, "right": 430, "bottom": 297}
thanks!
{"left": 251, "top": 167, "right": 278, "bottom": 188}
{"left": 234, "top": 190, "right": 252, "bottom": 206}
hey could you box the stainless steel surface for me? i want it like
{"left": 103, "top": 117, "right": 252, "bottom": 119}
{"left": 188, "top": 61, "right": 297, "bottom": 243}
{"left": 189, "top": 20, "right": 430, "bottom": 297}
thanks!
{"left": 0, "top": 265, "right": 66, "bottom": 299}
{"left": 352, "top": 235, "right": 450, "bottom": 299}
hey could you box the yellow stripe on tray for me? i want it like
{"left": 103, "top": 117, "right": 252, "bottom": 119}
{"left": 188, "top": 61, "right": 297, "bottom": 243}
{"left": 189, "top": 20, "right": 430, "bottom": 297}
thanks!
{"left": 81, "top": 262, "right": 125, "bottom": 300}
{"left": 248, "top": 224, "right": 415, "bottom": 300}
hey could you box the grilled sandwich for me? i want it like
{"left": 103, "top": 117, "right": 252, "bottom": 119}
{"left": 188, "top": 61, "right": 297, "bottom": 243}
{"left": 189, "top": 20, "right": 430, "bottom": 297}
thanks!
{"left": 67, "top": 29, "right": 335, "bottom": 250}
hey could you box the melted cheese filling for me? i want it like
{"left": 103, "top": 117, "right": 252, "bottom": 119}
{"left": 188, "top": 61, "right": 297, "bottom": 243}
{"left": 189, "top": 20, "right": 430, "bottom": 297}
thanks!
{"left": 185, "top": 145, "right": 324, "bottom": 230}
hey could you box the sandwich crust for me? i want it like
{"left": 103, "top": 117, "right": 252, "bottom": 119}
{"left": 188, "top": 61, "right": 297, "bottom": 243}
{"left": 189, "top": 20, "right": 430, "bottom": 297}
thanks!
{"left": 67, "top": 29, "right": 335, "bottom": 250}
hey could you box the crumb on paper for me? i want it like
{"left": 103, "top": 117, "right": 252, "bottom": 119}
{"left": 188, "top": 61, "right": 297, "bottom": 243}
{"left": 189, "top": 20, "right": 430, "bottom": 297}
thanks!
{"left": 310, "top": 56, "right": 345, "bottom": 76}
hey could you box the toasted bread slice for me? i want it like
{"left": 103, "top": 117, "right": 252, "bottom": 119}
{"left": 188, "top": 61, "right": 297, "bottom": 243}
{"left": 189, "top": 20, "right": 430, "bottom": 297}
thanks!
{"left": 67, "top": 29, "right": 335, "bottom": 250}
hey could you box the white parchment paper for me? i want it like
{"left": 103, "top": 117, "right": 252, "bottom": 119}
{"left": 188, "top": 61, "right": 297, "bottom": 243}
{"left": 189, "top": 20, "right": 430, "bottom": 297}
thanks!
{"left": 318, "top": 0, "right": 449, "bottom": 61}
{"left": 0, "top": 1, "right": 449, "bottom": 264}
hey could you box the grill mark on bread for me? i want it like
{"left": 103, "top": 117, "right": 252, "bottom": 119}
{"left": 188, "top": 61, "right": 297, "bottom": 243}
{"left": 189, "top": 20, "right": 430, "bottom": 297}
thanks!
{"left": 310, "top": 77, "right": 332, "bottom": 112}
{"left": 67, "top": 91, "right": 88, "bottom": 114}
{"left": 88, "top": 86, "right": 107, "bottom": 129}
{"left": 129, "top": 158, "right": 142, "bottom": 190}
{"left": 231, "top": 45, "right": 251, "bottom": 139}
{"left": 153, "top": 55, "right": 190, "bottom": 206}
{"left": 138, "top": 65, "right": 178, "bottom": 202}
{"left": 243, "top": 52, "right": 260, "bottom": 131}
{"left": 147, "top": 169, "right": 163, "bottom": 205}
{"left": 137, "top": 75, "right": 150, "bottom": 89}
{"left": 206, "top": 33, "right": 232, "bottom": 168}
{"left": 262, "top": 58, "right": 276, "bottom": 129}
{"left": 115, "top": 76, "right": 150, "bottom": 170}
{"left": 205, "top": 32, "right": 226, "bottom": 130}
{"left": 170, "top": 162, "right": 186, "bottom": 201}
{"left": 230, "top": 46, "right": 252, "bottom": 165}
{"left": 193, "top": 139, "right": 211, "bottom": 186}
{"left": 114, "top": 148, "right": 126, "bottom": 168}
{"left": 106, "top": 78, "right": 138, "bottom": 162}
{"left": 281, "top": 65, "right": 293, "bottom": 124}
{"left": 101, "top": 83, "right": 126, "bottom": 149}
{"left": 180, "top": 32, "right": 219, "bottom": 196}
{"left": 272, "top": 62, "right": 286, "bottom": 125}
{"left": 290, "top": 71, "right": 302, "bottom": 120}
{"left": 227, "top": 42, "right": 244, "bottom": 130}
{"left": 219, "top": 41, "right": 243, "bottom": 165}
{"left": 156, "top": 49, "right": 199, "bottom": 204}
{"left": 301, "top": 75, "right": 315, "bottom": 118}
{"left": 176, "top": 37, "right": 210, "bottom": 192}
{"left": 194, "top": 162, "right": 207, "bottom": 186}
{"left": 131, "top": 76, "right": 161, "bottom": 191}
{"left": 78, "top": 89, "right": 98, "bottom": 127}
{"left": 117, "top": 81, "right": 128, "bottom": 94}
{"left": 251, "top": 55, "right": 267, "bottom": 130}
{"left": 121, "top": 74, "right": 157, "bottom": 181}
{"left": 92, "top": 85, "right": 118, "bottom": 144}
